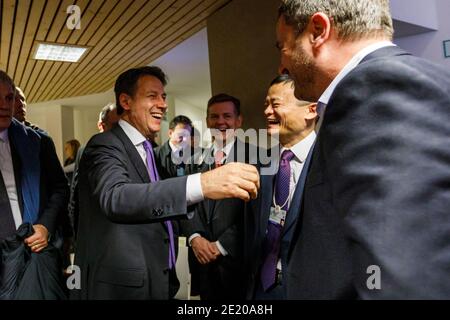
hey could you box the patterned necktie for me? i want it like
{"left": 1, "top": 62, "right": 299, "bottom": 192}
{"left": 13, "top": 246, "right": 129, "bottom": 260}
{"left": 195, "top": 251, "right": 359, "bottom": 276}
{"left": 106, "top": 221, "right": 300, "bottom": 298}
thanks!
{"left": 214, "top": 150, "right": 226, "bottom": 168}
{"left": 143, "top": 140, "right": 176, "bottom": 270}
{"left": 260, "top": 149, "right": 295, "bottom": 291}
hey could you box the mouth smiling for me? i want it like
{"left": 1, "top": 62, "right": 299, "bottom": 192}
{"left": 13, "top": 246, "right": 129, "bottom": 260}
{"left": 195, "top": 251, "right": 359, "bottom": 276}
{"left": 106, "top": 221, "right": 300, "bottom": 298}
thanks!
{"left": 267, "top": 118, "right": 280, "bottom": 126}
{"left": 150, "top": 112, "right": 163, "bottom": 120}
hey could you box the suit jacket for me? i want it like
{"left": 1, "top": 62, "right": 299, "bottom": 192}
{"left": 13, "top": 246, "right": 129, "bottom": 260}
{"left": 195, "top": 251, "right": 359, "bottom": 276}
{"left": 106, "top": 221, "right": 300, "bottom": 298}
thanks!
{"left": 181, "top": 139, "right": 257, "bottom": 299}
{"left": 73, "top": 124, "right": 191, "bottom": 300}
{"left": 154, "top": 140, "right": 203, "bottom": 179}
{"left": 286, "top": 46, "right": 450, "bottom": 299}
{"left": 4, "top": 122, "right": 69, "bottom": 238}
{"left": 245, "top": 146, "right": 313, "bottom": 299}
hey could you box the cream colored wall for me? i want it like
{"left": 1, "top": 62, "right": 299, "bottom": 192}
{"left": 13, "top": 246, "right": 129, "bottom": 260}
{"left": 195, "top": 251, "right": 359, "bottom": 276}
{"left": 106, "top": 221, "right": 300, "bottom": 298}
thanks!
{"left": 207, "top": 0, "right": 280, "bottom": 131}
{"left": 27, "top": 105, "right": 67, "bottom": 163}
{"left": 27, "top": 91, "right": 115, "bottom": 163}
{"left": 73, "top": 107, "right": 102, "bottom": 146}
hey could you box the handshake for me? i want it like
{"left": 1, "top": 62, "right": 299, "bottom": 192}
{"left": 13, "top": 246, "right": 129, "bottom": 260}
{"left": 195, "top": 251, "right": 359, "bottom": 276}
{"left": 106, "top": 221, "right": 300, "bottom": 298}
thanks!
{"left": 200, "top": 162, "right": 260, "bottom": 201}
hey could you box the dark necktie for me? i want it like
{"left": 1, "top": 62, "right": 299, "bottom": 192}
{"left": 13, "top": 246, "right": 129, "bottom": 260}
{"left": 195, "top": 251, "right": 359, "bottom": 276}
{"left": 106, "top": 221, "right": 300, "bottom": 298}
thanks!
{"left": 0, "top": 171, "right": 16, "bottom": 240}
{"left": 143, "top": 140, "right": 176, "bottom": 269}
{"left": 260, "top": 149, "right": 295, "bottom": 291}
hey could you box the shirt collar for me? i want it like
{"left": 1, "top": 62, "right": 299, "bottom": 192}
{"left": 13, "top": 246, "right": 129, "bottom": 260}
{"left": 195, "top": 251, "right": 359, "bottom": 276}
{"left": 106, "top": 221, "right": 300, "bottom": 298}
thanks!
{"left": 318, "top": 41, "right": 396, "bottom": 109}
{"left": 168, "top": 141, "right": 177, "bottom": 152}
{"left": 280, "top": 130, "right": 316, "bottom": 163}
{"left": 0, "top": 128, "right": 8, "bottom": 142}
{"left": 118, "top": 119, "right": 147, "bottom": 147}
{"left": 212, "top": 136, "right": 236, "bottom": 157}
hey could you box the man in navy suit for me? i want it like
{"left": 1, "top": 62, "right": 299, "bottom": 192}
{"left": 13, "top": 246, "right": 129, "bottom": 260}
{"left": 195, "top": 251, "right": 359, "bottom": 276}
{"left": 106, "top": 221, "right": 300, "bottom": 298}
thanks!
{"left": 276, "top": 0, "right": 450, "bottom": 299}
{"left": 0, "top": 70, "right": 68, "bottom": 251}
{"left": 245, "top": 74, "right": 317, "bottom": 300}
{"left": 0, "top": 70, "right": 69, "bottom": 299}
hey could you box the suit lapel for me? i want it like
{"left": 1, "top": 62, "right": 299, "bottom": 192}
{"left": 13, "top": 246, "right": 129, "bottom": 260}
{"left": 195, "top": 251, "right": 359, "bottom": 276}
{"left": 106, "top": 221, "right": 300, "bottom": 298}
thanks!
{"left": 282, "top": 143, "right": 315, "bottom": 238}
{"left": 8, "top": 141, "right": 24, "bottom": 215}
{"left": 259, "top": 171, "right": 275, "bottom": 238}
{"left": 112, "top": 125, "right": 150, "bottom": 183}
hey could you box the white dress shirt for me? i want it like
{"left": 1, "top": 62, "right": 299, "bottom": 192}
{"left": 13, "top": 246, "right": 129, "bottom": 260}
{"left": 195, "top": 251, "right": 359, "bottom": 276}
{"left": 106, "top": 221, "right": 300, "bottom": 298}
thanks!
{"left": 316, "top": 41, "right": 396, "bottom": 132}
{"left": 0, "top": 129, "right": 23, "bottom": 229}
{"left": 118, "top": 120, "right": 204, "bottom": 205}
{"left": 278, "top": 130, "right": 317, "bottom": 208}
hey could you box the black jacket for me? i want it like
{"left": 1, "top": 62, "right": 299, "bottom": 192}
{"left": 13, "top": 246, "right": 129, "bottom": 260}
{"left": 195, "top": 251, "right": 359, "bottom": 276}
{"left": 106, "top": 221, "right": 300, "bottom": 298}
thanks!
{"left": 0, "top": 223, "right": 66, "bottom": 300}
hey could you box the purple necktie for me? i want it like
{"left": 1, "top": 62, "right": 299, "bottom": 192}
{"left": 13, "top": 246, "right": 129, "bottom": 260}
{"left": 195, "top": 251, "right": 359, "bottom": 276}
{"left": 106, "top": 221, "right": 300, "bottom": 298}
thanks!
{"left": 143, "top": 140, "right": 176, "bottom": 270}
{"left": 260, "top": 149, "right": 295, "bottom": 291}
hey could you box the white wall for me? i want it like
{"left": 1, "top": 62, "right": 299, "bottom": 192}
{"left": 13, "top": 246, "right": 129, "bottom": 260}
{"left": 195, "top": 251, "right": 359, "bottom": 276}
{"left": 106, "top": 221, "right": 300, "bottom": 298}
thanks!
{"left": 27, "top": 91, "right": 115, "bottom": 162}
{"left": 391, "top": 0, "right": 438, "bottom": 30}
{"left": 27, "top": 105, "right": 65, "bottom": 162}
{"left": 393, "top": 0, "right": 450, "bottom": 71}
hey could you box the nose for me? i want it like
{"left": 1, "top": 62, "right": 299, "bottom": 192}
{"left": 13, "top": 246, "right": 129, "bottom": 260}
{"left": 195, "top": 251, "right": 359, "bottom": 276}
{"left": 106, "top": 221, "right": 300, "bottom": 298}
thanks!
{"left": 158, "top": 96, "right": 168, "bottom": 110}
{"left": 278, "top": 65, "right": 289, "bottom": 75}
{"left": 215, "top": 115, "right": 226, "bottom": 125}
{"left": 264, "top": 104, "right": 273, "bottom": 117}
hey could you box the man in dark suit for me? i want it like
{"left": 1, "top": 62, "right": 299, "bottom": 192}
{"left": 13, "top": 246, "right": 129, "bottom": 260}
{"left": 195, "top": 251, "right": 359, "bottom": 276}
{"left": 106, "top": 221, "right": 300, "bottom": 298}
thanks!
{"left": 0, "top": 70, "right": 69, "bottom": 297}
{"left": 154, "top": 115, "right": 195, "bottom": 178}
{"left": 276, "top": 0, "right": 450, "bottom": 299}
{"left": 73, "top": 67, "right": 260, "bottom": 300}
{"left": 181, "top": 93, "right": 256, "bottom": 300}
{"left": 245, "top": 75, "right": 317, "bottom": 300}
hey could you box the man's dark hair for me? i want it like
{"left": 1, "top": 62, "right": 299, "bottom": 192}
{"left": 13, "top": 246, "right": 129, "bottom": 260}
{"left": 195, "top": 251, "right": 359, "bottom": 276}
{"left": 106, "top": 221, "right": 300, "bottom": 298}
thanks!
{"left": 169, "top": 115, "right": 192, "bottom": 130}
{"left": 270, "top": 74, "right": 294, "bottom": 87}
{"left": 114, "top": 66, "right": 167, "bottom": 115}
{"left": 207, "top": 93, "right": 241, "bottom": 116}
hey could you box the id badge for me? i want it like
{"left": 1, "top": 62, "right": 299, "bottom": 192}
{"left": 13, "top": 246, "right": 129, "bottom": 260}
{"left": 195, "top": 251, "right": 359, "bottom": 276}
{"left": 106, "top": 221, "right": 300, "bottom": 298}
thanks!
{"left": 269, "top": 206, "right": 287, "bottom": 227}
{"left": 176, "top": 166, "right": 185, "bottom": 177}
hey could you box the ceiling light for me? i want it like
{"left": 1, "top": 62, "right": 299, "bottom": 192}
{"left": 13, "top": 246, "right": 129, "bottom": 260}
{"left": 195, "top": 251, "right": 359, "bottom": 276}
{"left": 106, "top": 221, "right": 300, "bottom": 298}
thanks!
{"left": 34, "top": 43, "right": 88, "bottom": 62}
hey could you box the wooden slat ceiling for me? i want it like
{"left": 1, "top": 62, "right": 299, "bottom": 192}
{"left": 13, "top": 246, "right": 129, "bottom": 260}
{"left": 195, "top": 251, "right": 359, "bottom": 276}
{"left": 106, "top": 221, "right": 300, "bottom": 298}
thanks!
{"left": 0, "top": 0, "right": 230, "bottom": 103}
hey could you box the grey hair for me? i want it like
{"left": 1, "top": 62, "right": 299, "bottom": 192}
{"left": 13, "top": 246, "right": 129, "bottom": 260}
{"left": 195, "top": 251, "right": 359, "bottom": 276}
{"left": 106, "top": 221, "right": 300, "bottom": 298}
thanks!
{"left": 99, "top": 102, "right": 117, "bottom": 123}
{"left": 278, "top": 0, "right": 393, "bottom": 40}
{"left": 0, "top": 70, "right": 16, "bottom": 93}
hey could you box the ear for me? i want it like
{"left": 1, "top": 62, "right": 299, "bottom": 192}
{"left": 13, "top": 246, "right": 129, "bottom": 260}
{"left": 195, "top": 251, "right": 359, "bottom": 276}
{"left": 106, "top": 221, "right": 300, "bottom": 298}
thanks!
{"left": 304, "top": 103, "right": 318, "bottom": 120}
{"left": 97, "top": 121, "right": 104, "bottom": 132}
{"left": 307, "top": 12, "right": 332, "bottom": 49}
{"left": 236, "top": 115, "right": 243, "bottom": 128}
{"left": 119, "top": 93, "right": 132, "bottom": 111}
{"left": 168, "top": 128, "right": 174, "bottom": 138}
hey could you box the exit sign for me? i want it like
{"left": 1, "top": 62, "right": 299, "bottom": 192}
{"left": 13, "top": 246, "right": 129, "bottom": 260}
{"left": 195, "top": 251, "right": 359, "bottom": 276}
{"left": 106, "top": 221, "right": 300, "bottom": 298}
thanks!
{"left": 444, "top": 40, "right": 450, "bottom": 58}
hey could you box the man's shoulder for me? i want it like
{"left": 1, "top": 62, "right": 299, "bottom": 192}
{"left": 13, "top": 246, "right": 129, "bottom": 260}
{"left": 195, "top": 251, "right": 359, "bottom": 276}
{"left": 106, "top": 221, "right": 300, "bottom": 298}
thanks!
{"left": 352, "top": 50, "right": 450, "bottom": 85}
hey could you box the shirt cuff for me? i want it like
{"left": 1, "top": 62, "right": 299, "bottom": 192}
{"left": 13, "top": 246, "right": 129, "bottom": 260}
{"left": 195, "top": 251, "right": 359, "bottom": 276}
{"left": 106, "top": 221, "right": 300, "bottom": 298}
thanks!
{"left": 186, "top": 173, "right": 204, "bottom": 206}
{"left": 215, "top": 241, "right": 228, "bottom": 256}
{"left": 188, "top": 233, "right": 201, "bottom": 246}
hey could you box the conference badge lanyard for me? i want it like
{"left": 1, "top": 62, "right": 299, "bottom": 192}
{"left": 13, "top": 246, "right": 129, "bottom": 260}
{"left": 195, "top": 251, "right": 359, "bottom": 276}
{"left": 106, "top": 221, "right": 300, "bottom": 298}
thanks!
{"left": 269, "top": 187, "right": 292, "bottom": 228}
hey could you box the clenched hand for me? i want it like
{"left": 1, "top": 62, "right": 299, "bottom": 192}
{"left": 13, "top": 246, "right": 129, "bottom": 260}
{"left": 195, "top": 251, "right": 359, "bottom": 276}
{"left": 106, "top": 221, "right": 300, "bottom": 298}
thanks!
{"left": 201, "top": 162, "right": 260, "bottom": 201}
{"left": 24, "top": 224, "right": 49, "bottom": 253}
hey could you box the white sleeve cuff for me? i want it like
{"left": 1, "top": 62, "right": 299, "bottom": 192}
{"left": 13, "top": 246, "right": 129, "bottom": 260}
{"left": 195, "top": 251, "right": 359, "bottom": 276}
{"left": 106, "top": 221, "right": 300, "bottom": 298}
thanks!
{"left": 186, "top": 173, "right": 204, "bottom": 206}
{"left": 188, "top": 233, "right": 201, "bottom": 246}
{"left": 215, "top": 241, "right": 228, "bottom": 256}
